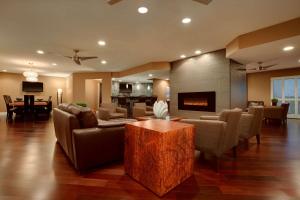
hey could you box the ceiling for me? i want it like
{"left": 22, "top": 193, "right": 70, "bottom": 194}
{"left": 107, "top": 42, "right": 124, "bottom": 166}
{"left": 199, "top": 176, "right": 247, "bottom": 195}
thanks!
{"left": 113, "top": 69, "right": 170, "bottom": 83}
{"left": 0, "top": 0, "right": 300, "bottom": 77}
{"left": 230, "top": 35, "right": 300, "bottom": 72}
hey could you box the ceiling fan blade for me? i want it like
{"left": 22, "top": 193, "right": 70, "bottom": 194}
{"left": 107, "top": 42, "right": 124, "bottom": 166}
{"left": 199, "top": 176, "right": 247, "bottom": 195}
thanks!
{"left": 248, "top": 68, "right": 257, "bottom": 71}
{"left": 107, "top": 0, "right": 123, "bottom": 5}
{"left": 262, "top": 64, "right": 276, "bottom": 69}
{"left": 64, "top": 56, "right": 73, "bottom": 59}
{"left": 74, "top": 60, "right": 81, "bottom": 65}
{"left": 236, "top": 68, "right": 247, "bottom": 71}
{"left": 79, "top": 56, "right": 98, "bottom": 61}
{"left": 193, "top": 0, "right": 212, "bottom": 5}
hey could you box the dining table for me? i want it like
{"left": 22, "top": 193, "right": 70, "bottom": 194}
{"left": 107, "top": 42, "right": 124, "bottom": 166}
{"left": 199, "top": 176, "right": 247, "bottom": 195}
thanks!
{"left": 9, "top": 101, "right": 48, "bottom": 107}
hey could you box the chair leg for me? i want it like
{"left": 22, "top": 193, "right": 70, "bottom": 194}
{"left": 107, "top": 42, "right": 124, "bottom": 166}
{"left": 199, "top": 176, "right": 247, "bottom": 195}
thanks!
{"left": 256, "top": 134, "right": 260, "bottom": 145}
{"left": 232, "top": 146, "right": 237, "bottom": 158}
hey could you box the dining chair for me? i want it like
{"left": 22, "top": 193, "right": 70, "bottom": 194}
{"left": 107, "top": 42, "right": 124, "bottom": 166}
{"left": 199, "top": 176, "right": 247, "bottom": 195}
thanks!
{"left": 3, "top": 95, "right": 16, "bottom": 120}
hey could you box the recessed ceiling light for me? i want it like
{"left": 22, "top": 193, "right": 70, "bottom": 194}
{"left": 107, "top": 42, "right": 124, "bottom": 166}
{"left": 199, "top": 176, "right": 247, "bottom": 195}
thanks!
{"left": 2, "top": 70, "right": 7, "bottom": 72}
{"left": 52, "top": 63, "right": 57, "bottom": 66}
{"left": 298, "top": 59, "right": 300, "bottom": 63}
{"left": 180, "top": 54, "right": 186, "bottom": 59}
{"left": 119, "top": 80, "right": 122, "bottom": 82}
{"left": 283, "top": 46, "right": 294, "bottom": 51}
{"left": 138, "top": 7, "right": 148, "bottom": 14}
{"left": 182, "top": 17, "right": 191, "bottom": 24}
{"left": 36, "top": 50, "right": 44, "bottom": 54}
{"left": 195, "top": 50, "right": 202, "bottom": 55}
{"left": 101, "top": 60, "right": 107, "bottom": 64}
{"left": 148, "top": 74, "right": 153, "bottom": 77}
{"left": 98, "top": 40, "right": 106, "bottom": 46}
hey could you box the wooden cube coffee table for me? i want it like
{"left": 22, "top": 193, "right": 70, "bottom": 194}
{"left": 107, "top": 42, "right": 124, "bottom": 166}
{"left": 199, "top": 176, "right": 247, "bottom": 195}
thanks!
{"left": 124, "top": 119, "right": 195, "bottom": 197}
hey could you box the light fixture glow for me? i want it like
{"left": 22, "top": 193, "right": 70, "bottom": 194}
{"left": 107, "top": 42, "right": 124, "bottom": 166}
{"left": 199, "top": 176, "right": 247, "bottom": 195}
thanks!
{"left": 101, "top": 60, "right": 107, "bottom": 64}
{"left": 57, "top": 88, "right": 63, "bottom": 94}
{"left": 180, "top": 54, "right": 186, "bottom": 59}
{"left": 119, "top": 80, "right": 122, "bottom": 82}
{"left": 138, "top": 7, "right": 148, "bottom": 14}
{"left": 182, "top": 18, "right": 191, "bottom": 24}
{"left": 52, "top": 63, "right": 57, "bottom": 66}
{"left": 298, "top": 59, "right": 300, "bottom": 63}
{"left": 195, "top": 50, "right": 202, "bottom": 55}
{"left": 36, "top": 50, "right": 44, "bottom": 54}
{"left": 2, "top": 70, "right": 7, "bottom": 72}
{"left": 148, "top": 74, "right": 153, "bottom": 77}
{"left": 147, "top": 85, "right": 151, "bottom": 90}
{"left": 283, "top": 46, "right": 294, "bottom": 51}
{"left": 98, "top": 40, "right": 106, "bottom": 46}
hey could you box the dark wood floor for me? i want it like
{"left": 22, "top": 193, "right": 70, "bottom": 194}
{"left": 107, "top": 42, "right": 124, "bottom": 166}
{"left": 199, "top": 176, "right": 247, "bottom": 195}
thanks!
{"left": 0, "top": 115, "right": 300, "bottom": 200}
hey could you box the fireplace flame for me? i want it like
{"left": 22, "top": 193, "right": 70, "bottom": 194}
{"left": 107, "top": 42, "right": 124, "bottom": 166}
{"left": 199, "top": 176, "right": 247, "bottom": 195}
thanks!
{"left": 184, "top": 99, "right": 208, "bottom": 107}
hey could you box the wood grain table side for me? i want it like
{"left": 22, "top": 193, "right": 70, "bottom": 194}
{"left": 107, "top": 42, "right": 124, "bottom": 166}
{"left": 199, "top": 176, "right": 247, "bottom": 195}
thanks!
{"left": 124, "top": 120, "right": 195, "bottom": 197}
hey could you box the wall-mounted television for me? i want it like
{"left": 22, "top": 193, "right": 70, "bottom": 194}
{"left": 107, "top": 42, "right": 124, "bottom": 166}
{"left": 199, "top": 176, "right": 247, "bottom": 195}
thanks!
{"left": 22, "top": 81, "right": 43, "bottom": 92}
{"left": 119, "top": 83, "right": 132, "bottom": 93}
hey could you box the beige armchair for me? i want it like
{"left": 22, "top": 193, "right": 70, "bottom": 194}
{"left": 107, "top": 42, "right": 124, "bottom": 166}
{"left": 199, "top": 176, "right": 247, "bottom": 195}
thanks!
{"left": 181, "top": 109, "right": 242, "bottom": 170}
{"left": 264, "top": 103, "right": 289, "bottom": 125}
{"left": 132, "top": 103, "right": 154, "bottom": 118}
{"left": 239, "top": 106, "right": 264, "bottom": 145}
{"left": 200, "top": 107, "right": 264, "bottom": 145}
{"left": 98, "top": 103, "right": 127, "bottom": 120}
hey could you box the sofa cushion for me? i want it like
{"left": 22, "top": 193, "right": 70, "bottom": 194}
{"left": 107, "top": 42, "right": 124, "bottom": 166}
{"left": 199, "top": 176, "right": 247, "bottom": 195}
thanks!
{"left": 109, "top": 112, "right": 126, "bottom": 119}
{"left": 98, "top": 108, "right": 111, "bottom": 120}
{"left": 79, "top": 110, "right": 98, "bottom": 128}
{"left": 97, "top": 119, "right": 137, "bottom": 128}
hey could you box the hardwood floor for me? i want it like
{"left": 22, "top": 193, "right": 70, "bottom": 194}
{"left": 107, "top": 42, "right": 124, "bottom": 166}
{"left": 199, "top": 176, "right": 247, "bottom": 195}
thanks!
{"left": 0, "top": 114, "right": 300, "bottom": 200}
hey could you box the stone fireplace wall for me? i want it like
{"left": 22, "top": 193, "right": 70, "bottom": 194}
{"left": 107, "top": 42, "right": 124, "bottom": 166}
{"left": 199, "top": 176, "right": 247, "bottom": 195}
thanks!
{"left": 170, "top": 49, "right": 246, "bottom": 119}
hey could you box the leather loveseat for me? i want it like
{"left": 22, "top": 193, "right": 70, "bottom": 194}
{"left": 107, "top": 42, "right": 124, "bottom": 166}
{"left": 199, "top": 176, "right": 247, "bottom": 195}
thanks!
{"left": 53, "top": 103, "right": 125, "bottom": 171}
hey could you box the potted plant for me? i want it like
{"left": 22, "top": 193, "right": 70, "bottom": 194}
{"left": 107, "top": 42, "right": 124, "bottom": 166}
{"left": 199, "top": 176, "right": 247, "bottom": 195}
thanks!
{"left": 271, "top": 98, "right": 278, "bottom": 106}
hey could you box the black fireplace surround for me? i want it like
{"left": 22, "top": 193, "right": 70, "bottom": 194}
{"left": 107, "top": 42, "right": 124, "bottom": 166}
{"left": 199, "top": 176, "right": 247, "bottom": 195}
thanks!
{"left": 178, "top": 92, "right": 216, "bottom": 112}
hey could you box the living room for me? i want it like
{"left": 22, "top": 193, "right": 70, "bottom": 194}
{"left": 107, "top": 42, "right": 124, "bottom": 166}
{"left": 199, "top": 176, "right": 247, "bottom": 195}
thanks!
{"left": 1, "top": 0, "right": 300, "bottom": 199}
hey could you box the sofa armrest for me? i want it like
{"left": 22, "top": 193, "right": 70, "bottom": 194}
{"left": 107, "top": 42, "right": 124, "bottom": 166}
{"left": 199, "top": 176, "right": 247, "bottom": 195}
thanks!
{"left": 72, "top": 127, "right": 125, "bottom": 171}
{"left": 116, "top": 107, "right": 128, "bottom": 118}
{"left": 181, "top": 119, "right": 226, "bottom": 157}
{"left": 238, "top": 113, "right": 254, "bottom": 139}
{"left": 199, "top": 115, "right": 219, "bottom": 120}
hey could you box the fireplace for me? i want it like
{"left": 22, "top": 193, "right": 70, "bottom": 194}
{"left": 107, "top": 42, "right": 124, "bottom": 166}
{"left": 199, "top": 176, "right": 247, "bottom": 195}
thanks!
{"left": 178, "top": 92, "right": 216, "bottom": 112}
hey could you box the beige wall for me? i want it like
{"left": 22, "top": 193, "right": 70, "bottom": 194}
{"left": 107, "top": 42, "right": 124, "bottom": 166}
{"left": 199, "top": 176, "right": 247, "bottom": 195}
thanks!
{"left": 85, "top": 79, "right": 100, "bottom": 110}
{"left": 247, "top": 67, "right": 300, "bottom": 106}
{"left": 72, "top": 72, "right": 112, "bottom": 104}
{"left": 153, "top": 79, "right": 170, "bottom": 101}
{"left": 0, "top": 72, "right": 67, "bottom": 112}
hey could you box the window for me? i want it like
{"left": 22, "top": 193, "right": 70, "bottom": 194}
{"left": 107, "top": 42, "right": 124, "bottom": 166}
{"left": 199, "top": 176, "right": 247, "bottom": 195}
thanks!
{"left": 271, "top": 76, "right": 299, "bottom": 118}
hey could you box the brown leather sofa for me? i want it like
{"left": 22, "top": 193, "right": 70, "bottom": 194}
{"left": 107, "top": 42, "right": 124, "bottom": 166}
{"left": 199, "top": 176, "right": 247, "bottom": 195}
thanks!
{"left": 53, "top": 103, "right": 125, "bottom": 171}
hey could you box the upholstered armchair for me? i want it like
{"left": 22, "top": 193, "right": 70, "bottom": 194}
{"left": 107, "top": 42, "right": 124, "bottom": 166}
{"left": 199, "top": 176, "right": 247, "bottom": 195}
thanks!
{"left": 239, "top": 106, "right": 264, "bottom": 145}
{"left": 181, "top": 109, "right": 242, "bottom": 170}
{"left": 200, "top": 107, "right": 264, "bottom": 145}
{"left": 98, "top": 103, "right": 127, "bottom": 120}
{"left": 264, "top": 103, "right": 289, "bottom": 125}
{"left": 132, "top": 103, "right": 154, "bottom": 118}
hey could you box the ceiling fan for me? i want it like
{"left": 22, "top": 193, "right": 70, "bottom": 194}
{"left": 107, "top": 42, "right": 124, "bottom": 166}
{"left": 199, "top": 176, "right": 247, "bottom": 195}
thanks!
{"left": 107, "top": 0, "right": 212, "bottom": 5}
{"left": 237, "top": 62, "right": 277, "bottom": 72}
{"left": 64, "top": 49, "right": 98, "bottom": 65}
